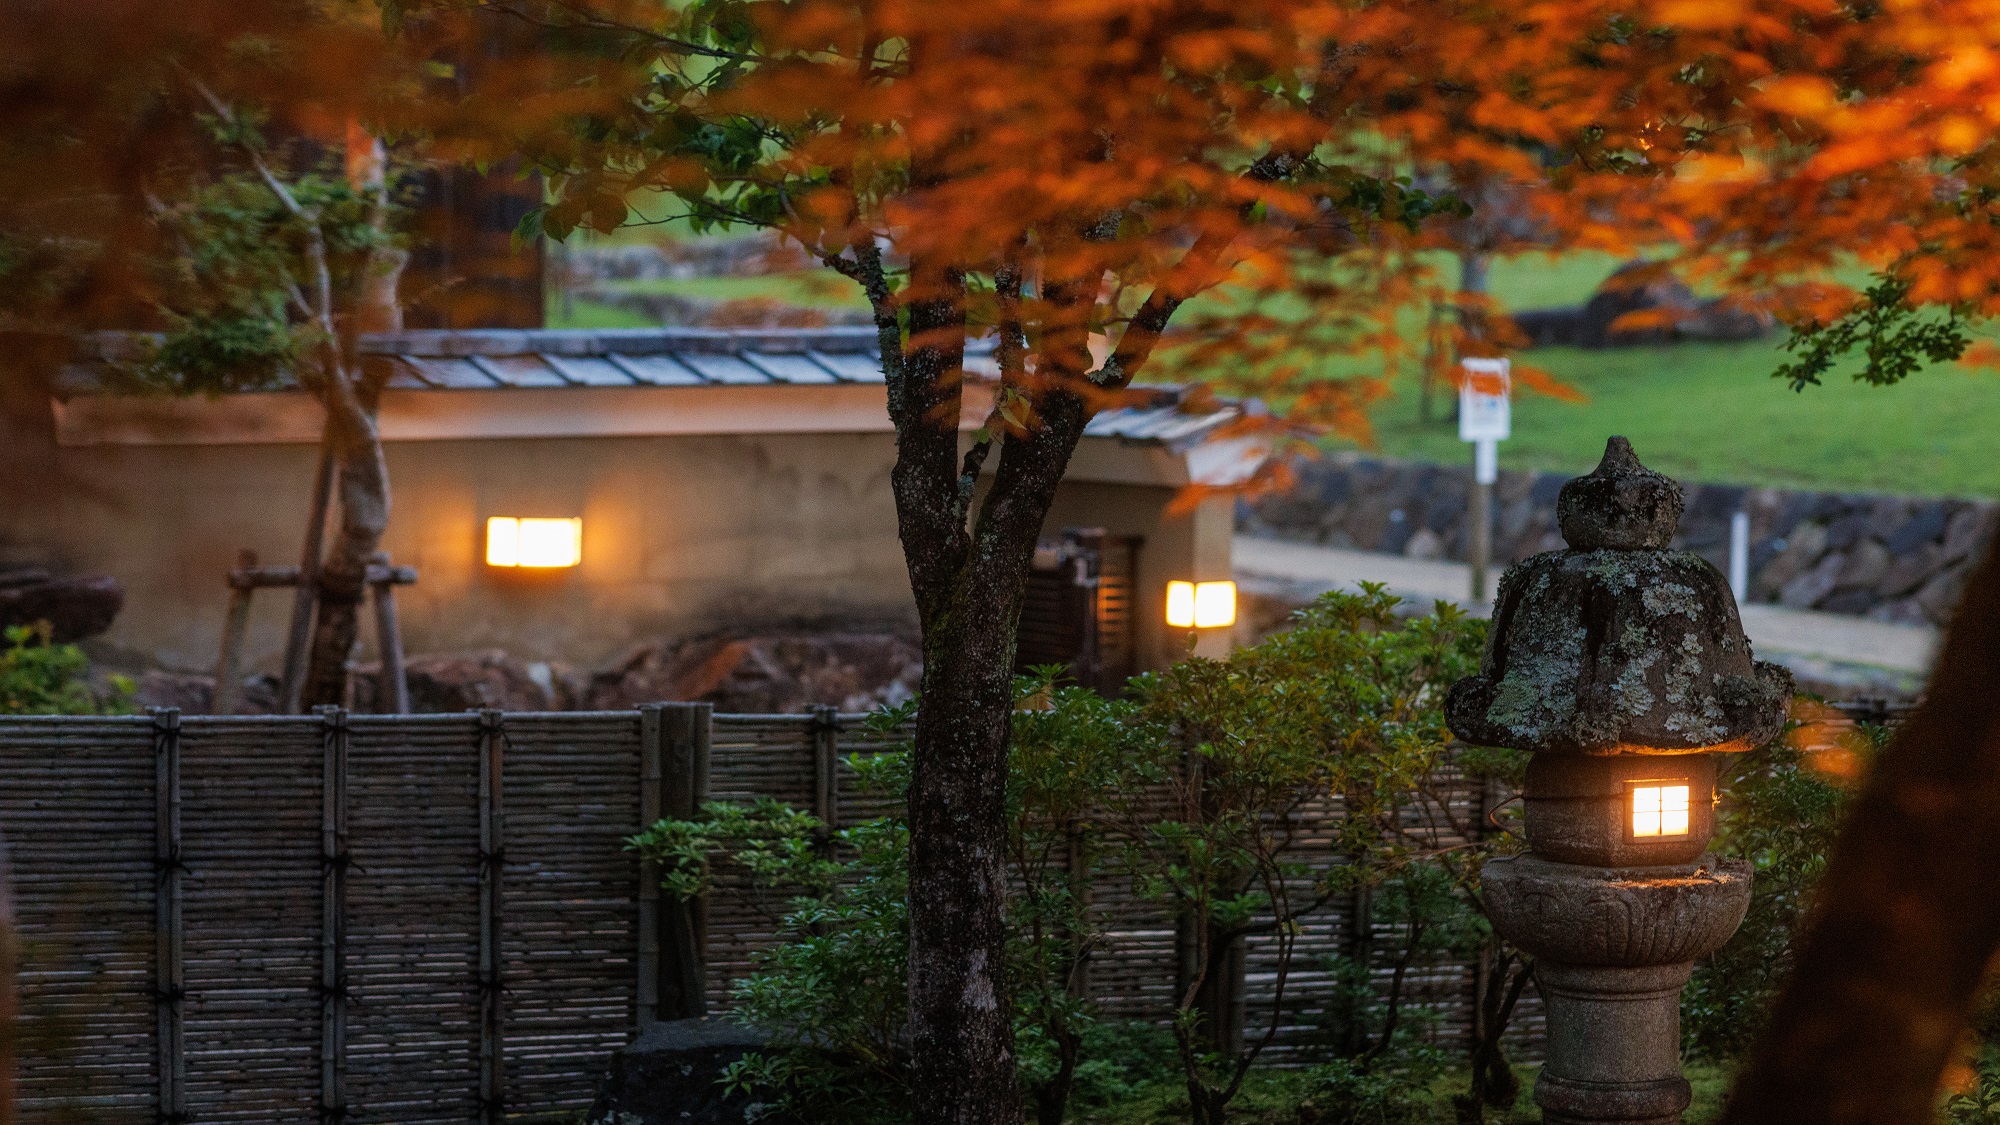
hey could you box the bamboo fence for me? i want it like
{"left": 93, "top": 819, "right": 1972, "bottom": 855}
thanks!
{"left": 0, "top": 705, "right": 1544, "bottom": 1123}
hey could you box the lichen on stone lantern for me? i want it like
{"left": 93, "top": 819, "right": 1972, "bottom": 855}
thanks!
{"left": 1446, "top": 436, "right": 1791, "bottom": 1125}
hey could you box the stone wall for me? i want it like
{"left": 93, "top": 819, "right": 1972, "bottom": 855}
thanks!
{"left": 1240, "top": 454, "right": 1998, "bottom": 625}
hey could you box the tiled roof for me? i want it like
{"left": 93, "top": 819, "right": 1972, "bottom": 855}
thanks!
{"left": 61, "top": 328, "right": 1243, "bottom": 448}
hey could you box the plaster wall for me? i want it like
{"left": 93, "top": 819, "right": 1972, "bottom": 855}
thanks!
{"left": 3, "top": 410, "right": 1220, "bottom": 677}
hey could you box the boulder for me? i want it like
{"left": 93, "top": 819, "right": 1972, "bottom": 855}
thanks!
{"left": 347, "top": 650, "right": 562, "bottom": 713}
{"left": 590, "top": 632, "right": 922, "bottom": 713}
{"left": 1508, "top": 262, "right": 1773, "bottom": 349}
{"left": 0, "top": 569, "right": 124, "bottom": 642}
{"left": 132, "top": 671, "right": 282, "bottom": 715}
{"left": 1779, "top": 552, "right": 1845, "bottom": 610}
{"left": 585, "top": 1019, "right": 799, "bottom": 1125}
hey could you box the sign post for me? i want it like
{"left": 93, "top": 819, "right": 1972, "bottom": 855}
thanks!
{"left": 1459, "top": 357, "right": 1511, "bottom": 602}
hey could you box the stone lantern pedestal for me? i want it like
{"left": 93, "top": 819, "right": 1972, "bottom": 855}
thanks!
{"left": 1446, "top": 438, "right": 1789, "bottom": 1125}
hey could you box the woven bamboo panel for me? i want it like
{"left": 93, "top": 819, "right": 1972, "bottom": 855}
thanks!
{"left": 345, "top": 714, "right": 485, "bottom": 1125}
{"left": 177, "top": 717, "right": 325, "bottom": 1122}
{"left": 499, "top": 712, "right": 646, "bottom": 1117}
{"left": 0, "top": 716, "right": 158, "bottom": 1124}
{"left": 703, "top": 715, "right": 822, "bottom": 1009}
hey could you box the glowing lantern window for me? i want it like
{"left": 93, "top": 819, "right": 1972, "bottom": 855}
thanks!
{"left": 1630, "top": 784, "right": 1692, "bottom": 838}
{"left": 486, "top": 517, "right": 582, "bottom": 568}
{"left": 1166, "top": 580, "right": 1237, "bottom": 629}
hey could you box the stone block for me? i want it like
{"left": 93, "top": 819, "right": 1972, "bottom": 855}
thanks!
{"left": 1819, "top": 588, "right": 1877, "bottom": 615}
{"left": 1884, "top": 503, "right": 1950, "bottom": 554}
{"left": 1863, "top": 496, "right": 1914, "bottom": 540}
{"left": 1835, "top": 539, "right": 1892, "bottom": 590}
{"left": 1917, "top": 563, "right": 1972, "bottom": 625}
{"left": 1779, "top": 552, "right": 1844, "bottom": 610}
{"left": 1824, "top": 510, "right": 1869, "bottom": 551}
{"left": 1943, "top": 505, "right": 1998, "bottom": 565}
{"left": 585, "top": 1019, "right": 799, "bottom": 1125}
{"left": 1755, "top": 522, "right": 1829, "bottom": 601}
{"left": 1875, "top": 542, "right": 1941, "bottom": 599}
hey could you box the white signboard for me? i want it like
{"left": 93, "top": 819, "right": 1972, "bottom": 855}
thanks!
{"left": 1458, "top": 357, "right": 1512, "bottom": 443}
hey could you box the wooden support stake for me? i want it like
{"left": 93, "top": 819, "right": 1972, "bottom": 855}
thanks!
{"left": 810, "top": 705, "right": 840, "bottom": 832}
{"left": 477, "top": 710, "right": 506, "bottom": 1123}
{"left": 659, "top": 703, "right": 710, "bottom": 1021}
{"left": 282, "top": 433, "right": 338, "bottom": 714}
{"left": 636, "top": 705, "right": 665, "bottom": 1029}
{"left": 368, "top": 553, "right": 410, "bottom": 715}
{"left": 212, "top": 549, "right": 258, "bottom": 715}
{"left": 150, "top": 708, "right": 186, "bottom": 1125}
{"left": 0, "top": 828, "right": 15, "bottom": 1125}
{"left": 318, "top": 706, "right": 350, "bottom": 1124}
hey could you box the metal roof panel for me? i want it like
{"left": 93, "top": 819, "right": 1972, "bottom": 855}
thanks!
{"left": 675, "top": 351, "right": 769, "bottom": 384}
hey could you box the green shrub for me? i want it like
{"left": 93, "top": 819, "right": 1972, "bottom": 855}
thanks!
{"left": 1682, "top": 719, "right": 1865, "bottom": 1060}
{"left": 0, "top": 623, "right": 133, "bottom": 715}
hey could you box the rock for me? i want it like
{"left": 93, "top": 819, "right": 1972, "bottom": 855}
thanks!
{"left": 1917, "top": 564, "right": 1972, "bottom": 625}
{"left": 1876, "top": 542, "right": 1942, "bottom": 599}
{"left": 1884, "top": 503, "right": 1950, "bottom": 554}
{"left": 0, "top": 570, "right": 124, "bottom": 642}
{"left": 1943, "top": 505, "right": 1998, "bottom": 565}
{"left": 1779, "top": 552, "right": 1845, "bottom": 610}
{"left": 133, "top": 671, "right": 282, "bottom": 715}
{"left": 1752, "top": 521, "right": 1828, "bottom": 601}
{"left": 1507, "top": 262, "right": 1772, "bottom": 349}
{"left": 1862, "top": 497, "right": 1914, "bottom": 541}
{"left": 1835, "top": 539, "right": 1893, "bottom": 590}
{"left": 589, "top": 632, "right": 923, "bottom": 713}
{"left": 585, "top": 1019, "right": 800, "bottom": 1125}
{"left": 349, "top": 650, "right": 557, "bottom": 713}
{"left": 1819, "top": 588, "right": 1877, "bottom": 615}
{"left": 1403, "top": 527, "right": 1445, "bottom": 560}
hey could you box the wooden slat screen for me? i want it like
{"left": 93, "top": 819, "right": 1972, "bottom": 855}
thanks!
{"left": 0, "top": 705, "right": 1570, "bottom": 1119}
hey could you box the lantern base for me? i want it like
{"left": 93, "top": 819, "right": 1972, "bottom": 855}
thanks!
{"left": 1531, "top": 961, "right": 1694, "bottom": 1125}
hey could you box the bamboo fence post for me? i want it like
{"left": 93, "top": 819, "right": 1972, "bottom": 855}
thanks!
{"left": 212, "top": 549, "right": 258, "bottom": 715}
{"left": 810, "top": 705, "right": 840, "bottom": 833}
{"left": 477, "top": 710, "right": 506, "bottom": 1123}
{"left": 0, "top": 828, "right": 16, "bottom": 1125}
{"left": 636, "top": 705, "right": 665, "bottom": 1029}
{"left": 150, "top": 707, "right": 186, "bottom": 1124}
{"left": 367, "top": 553, "right": 410, "bottom": 715}
{"left": 318, "top": 706, "right": 350, "bottom": 1123}
{"left": 659, "top": 703, "right": 711, "bottom": 1021}
{"left": 281, "top": 433, "right": 337, "bottom": 713}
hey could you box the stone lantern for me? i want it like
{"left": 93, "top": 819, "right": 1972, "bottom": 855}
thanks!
{"left": 1445, "top": 437, "right": 1791, "bottom": 1125}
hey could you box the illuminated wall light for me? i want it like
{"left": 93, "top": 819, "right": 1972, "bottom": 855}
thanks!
{"left": 486, "top": 517, "right": 582, "bottom": 568}
{"left": 1166, "top": 580, "right": 1237, "bottom": 629}
{"left": 1630, "top": 783, "right": 1691, "bottom": 838}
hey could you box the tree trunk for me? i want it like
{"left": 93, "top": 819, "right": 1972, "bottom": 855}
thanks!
{"left": 299, "top": 359, "right": 393, "bottom": 709}
{"left": 1721, "top": 538, "right": 2000, "bottom": 1123}
{"left": 297, "top": 226, "right": 404, "bottom": 711}
{"left": 906, "top": 617, "right": 1023, "bottom": 1125}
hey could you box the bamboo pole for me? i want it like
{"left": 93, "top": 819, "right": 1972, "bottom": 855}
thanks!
{"left": 281, "top": 431, "right": 338, "bottom": 714}
{"left": 477, "top": 710, "right": 506, "bottom": 1122}
{"left": 150, "top": 708, "right": 185, "bottom": 1123}
{"left": 811, "top": 705, "right": 840, "bottom": 833}
{"left": 660, "top": 703, "right": 710, "bottom": 1020}
{"left": 636, "top": 705, "right": 665, "bottom": 1029}
{"left": 319, "top": 706, "right": 350, "bottom": 1122}
{"left": 368, "top": 553, "right": 410, "bottom": 715}
{"left": 0, "top": 828, "right": 15, "bottom": 1125}
{"left": 212, "top": 549, "right": 258, "bottom": 716}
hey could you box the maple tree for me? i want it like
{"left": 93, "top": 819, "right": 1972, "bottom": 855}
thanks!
{"left": 11, "top": 0, "right": 2000, "bottom": 1120}
{"left": 388, "top": 2, "right": 2000, "bottom": 1122}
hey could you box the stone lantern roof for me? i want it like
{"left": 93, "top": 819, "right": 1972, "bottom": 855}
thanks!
{"left": 1445, "top": 437, "right": 1791, "bottom": 755}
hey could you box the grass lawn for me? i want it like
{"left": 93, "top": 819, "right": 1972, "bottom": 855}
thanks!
{"left": 546, "top": 241, "right": 2000, "bottom": 498}
{"left": 1359, "top": 252, "right": 2000, "bottom": 499}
